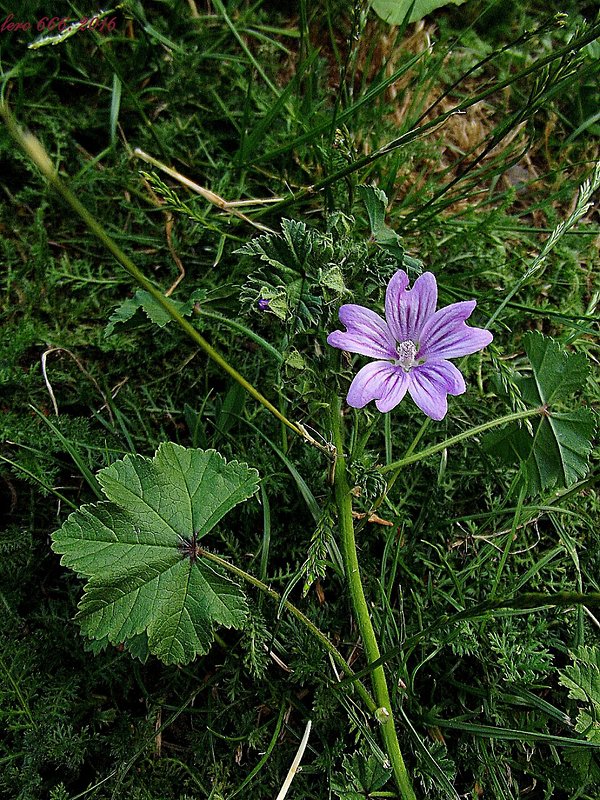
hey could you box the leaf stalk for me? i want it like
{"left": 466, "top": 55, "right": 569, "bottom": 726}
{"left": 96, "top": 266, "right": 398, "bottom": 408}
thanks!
{"left": 381, "top": 407, "right": 542, "bottom": 477}
{"left": 197, "top": 548, "right": 376, "bottom": 713}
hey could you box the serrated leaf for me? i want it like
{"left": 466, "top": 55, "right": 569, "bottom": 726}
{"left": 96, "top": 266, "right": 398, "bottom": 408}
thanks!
{"left": 564, "top": 747, "right": 600, "bottom": 785}
{"left": 320, "top": 265, "right": 346, "bottom": 293}
{"left": 359, "top": 184, "right": 389, "bottom": 236}
{"left": 79, "top": 555, "right": 247, "bottom": 664}
{"left": 372, "top": 0, "right": 469, "bottom": 26}
{"left": 483, "top": 333, "right": 595, "bottom": 494}
{"left": 52, "top": 443, "right": 260, "bottom": 664}
{"left": 358, "top": 185, "right": 422, "bottom": 273}
{"left": 86, "top": 630, "right": 150, "bottom": 663}
{"left": 520, "top": 331, "right": 591, "bottom": 406}
{"left": 559, "top": 648, "right": 600, "bottom": 745}
{"left": 105, "top": 289, "right": 205, "bottom": 336}
{"left": 238, "top": 219, "right": 328, "bottom": 330}
{"left": 560, "top": 648, "right": 600, "bottom": 707}
{"left": 236, "top": 218, "right": 316, "bottom": 275}
{"left": 358, "top": 184, "right": 405, "bottom": 263}
{"left": 527, "top": 410, "right": 595, "bottom": 491}
{"left": 332, "top": 752, "right": 392, "bottom": 800}
{"left": 125, "top": 632, "right": 150, "bottom": 663}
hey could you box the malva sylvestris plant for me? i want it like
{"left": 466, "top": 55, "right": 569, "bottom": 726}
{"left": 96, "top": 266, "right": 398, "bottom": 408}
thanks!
{"left": 3, "top": 108, "right": 595, "bottom": 800}
{"left": 327, "top": 270, "right": 493, "bottom": 419}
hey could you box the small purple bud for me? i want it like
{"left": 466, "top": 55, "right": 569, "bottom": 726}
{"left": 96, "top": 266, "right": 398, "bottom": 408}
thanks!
{"left": 257, "top": 298, "right": 270, "bottom": 311}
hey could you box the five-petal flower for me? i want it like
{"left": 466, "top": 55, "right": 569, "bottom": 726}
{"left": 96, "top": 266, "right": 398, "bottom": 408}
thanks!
{"left": 327, "top": 270, "right": 493, "bottom": 420}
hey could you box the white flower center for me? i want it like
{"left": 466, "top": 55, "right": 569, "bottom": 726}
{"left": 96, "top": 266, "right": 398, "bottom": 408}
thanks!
{"left": 394, "top": 340, "right": 418, "bottom": 371}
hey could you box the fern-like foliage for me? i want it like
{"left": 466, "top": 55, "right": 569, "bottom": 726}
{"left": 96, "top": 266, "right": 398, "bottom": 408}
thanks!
{"left": 559, "top": 648, "right": 600, "bottom": 786}
{"left": 238, "top": 218, "right": 345, "bottom": 331}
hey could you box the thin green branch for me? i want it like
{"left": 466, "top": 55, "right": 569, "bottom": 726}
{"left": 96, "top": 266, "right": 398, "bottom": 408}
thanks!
{"left": 197, "top": 548, "right": 376, "bottom": 714}
{"left": 0, "top": 103, "right": 303, "bottom": 442}
{"left": 381, "top": 407, "right": 541, "bottom": 475}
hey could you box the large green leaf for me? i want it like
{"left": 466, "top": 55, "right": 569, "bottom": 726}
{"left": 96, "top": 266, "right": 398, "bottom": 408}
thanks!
{"left": 52, "top": 444, "right": 260, "bottom": 664}
{"left": 483, "top": 333, "right": 595, "bottom": 494}
{"left": 371, "top": 0, "right": 469, "bottom": 26}
{"left": 520, "top": 330, "right": 591, "bottom": 406}
{"left": 237, "top": 218, "right": 340, "bottom": 329}
{"left": 236, "top": 218, "right": 318, "bottom": 279}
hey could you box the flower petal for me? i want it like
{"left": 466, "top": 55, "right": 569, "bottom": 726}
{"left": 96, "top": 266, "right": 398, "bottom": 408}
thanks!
{"left": 417, "top": 359, "right": 466, "bottom": 396}
{"left": 327, "top": 304, "right": 396, "bottom": 359}
{"left": 418, "top": 300, "right": 493, "bottom": 359}
{"left": 385, "top": 270, "right": 438, "bottom": 343}
{"left": 407, "top": 360, "right": 466, "bottom": 420}
{"left": 346, "top": 361, "right": 404, "bottom": 409}
{"left": 407, "top": 368, "right": 449, "bottom": 421}
{"left": 375, "top": 371, "right": 409, "bottom": 413}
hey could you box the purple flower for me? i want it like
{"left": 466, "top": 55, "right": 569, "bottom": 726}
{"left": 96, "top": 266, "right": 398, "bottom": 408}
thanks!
{"left": 327, "top": 270, "right": 493, "bottom": 420}
{"left": 257, "top": 297, "right": 270, "bottom": 311}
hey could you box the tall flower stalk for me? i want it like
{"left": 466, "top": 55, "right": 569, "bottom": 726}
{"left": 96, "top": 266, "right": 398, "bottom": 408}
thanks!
{"left": 326, "top": 269, "right": 497, "bottom": 798}
{"left": 330, "top": 395, "right": 417, "bottom": 800}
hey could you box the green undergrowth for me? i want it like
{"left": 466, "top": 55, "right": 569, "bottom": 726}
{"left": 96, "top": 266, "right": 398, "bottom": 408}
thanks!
{"left": 1, "top": 0, "right": 599, "bottom": 798}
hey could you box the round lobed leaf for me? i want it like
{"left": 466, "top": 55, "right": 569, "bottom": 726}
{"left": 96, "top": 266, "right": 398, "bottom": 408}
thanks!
{"left": 52, "top": 444, "right": 260, "bottom": 664}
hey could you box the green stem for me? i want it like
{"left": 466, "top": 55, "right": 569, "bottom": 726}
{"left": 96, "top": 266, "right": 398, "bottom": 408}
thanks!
{"left": 0, "top": 104, "right": 301, "bottom": 441}
{"left": 351, "top": 411, "right": 380, "bottom": 460}
{"left": 363, "top": 408, "right": 541, "bottom": 526}
{"left": 330, "top": 396, "right": 417, "bottom": 800}
{"left": 197, "top": 548, "right": 376, "bottom": 714}
{"left": 381, "top": 407, "right": 541, "bottom": 476}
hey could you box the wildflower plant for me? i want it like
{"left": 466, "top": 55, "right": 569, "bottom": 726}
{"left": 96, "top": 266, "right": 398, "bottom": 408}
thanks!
{"left": 1, "top": 10, "right": 599, "bottom": 797}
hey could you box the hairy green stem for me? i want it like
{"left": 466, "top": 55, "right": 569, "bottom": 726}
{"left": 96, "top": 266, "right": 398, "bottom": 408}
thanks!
{"left": 357, "top": 408, "right": 542, "bottom": 529}
{"left": 381, "top": 407, "right": 541, "bottom": 477}
{"left": 0, "top": 103, "right": 301, "bottom": 441}
{"left": 197, "top": 548, "right": 376, "bottom": 713}
{"left": 330, "top": 396, "right": 417, "bottom": 800}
